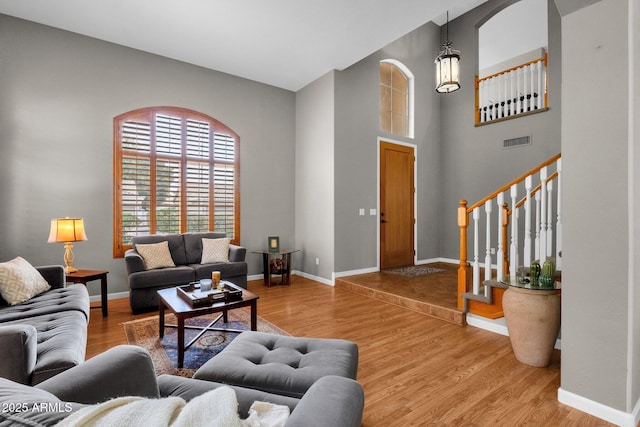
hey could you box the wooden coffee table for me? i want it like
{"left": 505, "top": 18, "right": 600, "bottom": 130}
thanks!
{"left": 157, "top": 282, "right": 259, "bottom": 368}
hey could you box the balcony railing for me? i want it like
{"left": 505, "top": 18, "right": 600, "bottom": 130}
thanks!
{"left": 475, "top": 51, "right": 548, "bottom": 126}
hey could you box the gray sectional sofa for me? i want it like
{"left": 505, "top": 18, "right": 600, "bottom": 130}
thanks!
{"left": 125, "top": 232, "right": 248, "bottom": 313}
{"left": 0, "top": 265, "right": 89, "bottom": 385}
{"left": 0, "top": 345, "right": 365, "bottom": 426}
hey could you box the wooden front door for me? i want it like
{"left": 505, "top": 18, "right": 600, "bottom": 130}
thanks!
{"left": 380, "top": 141, "right": 415, "bottom": 269}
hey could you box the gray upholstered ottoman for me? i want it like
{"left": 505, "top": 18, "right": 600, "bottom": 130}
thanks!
{"left": 193, "top": 331, "right": 358, "bottom": 398}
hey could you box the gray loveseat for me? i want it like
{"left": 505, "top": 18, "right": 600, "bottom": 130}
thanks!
{"left": 0, "top": 265, "right": 89, "bottom": 385}
{"left": 0, "top": 345, "right": 365, "bottom": 426}
{"left": 125, "top": 232, "right": 248, "bottom": 313}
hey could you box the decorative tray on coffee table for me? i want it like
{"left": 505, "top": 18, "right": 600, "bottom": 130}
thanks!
{"left": 176, "top": 281, "right": 243, "bottom": 307}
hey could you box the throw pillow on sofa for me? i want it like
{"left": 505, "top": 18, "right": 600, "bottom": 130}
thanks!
{"left": 201, "top": 238, "right": 230, "bottom": 264}
{"left": 135, "top": 241, "right": 176, "bottom": 270}
{"left": 0, "top": 256, "right": 51, "bottom": 305}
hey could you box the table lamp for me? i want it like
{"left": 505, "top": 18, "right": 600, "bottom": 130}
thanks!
{"left": 47, "top": 217, "right": 88, "bottom": 273}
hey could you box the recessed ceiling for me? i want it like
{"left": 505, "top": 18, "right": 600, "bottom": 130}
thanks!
{"left": 0, "top": 0, "right": 487, "bottom": 91}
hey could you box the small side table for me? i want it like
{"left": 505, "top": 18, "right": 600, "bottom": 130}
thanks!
{"left": 66, "top": 270, "right": 109, "bottom": 317}
{"left": 253, "top": 249, "right": 299, "bottom": 287}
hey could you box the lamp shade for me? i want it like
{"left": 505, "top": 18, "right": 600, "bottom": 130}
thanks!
{"left": 435, "top": 43, "right": 461, "bottom": 93}
{"left": 47, "top": 218, "right": 88, "bottom": 243}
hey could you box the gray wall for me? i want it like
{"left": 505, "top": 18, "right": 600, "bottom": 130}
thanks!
{"left": 439, "top": 0, "right": 562, "bottom": 260}
{"left": 561, "top": 0, "right": 640, "bottom": 413}
{"left": 295, "top": 71, "right": 335, "bottom": 280}
{"left": 0, "top": 14, "right": 296, "bottom": 297}
{"left": 333, "top": 21, "right": 442, "bottom": 273}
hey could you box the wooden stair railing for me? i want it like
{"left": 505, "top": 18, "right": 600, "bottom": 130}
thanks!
{"left": 458, "top": 153, "right": 562, "bottom": 319}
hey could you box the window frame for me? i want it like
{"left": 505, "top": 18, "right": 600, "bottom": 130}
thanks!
{"left": 379, "top": 59, "right": 415, "bottom": 139}
{"left": 113, "top": 106, "right": 240, "bottom": 257}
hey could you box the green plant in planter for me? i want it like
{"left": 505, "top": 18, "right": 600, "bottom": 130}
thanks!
{"left": 530, "top": 261, "right": 541, "bottom": 285}
{"left": 540, "top": 257, "right": 556, "bottom": 287}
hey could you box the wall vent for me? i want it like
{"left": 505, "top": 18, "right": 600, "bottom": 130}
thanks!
{"left": 503, "top": 135, "right": 531, "bottom": 149}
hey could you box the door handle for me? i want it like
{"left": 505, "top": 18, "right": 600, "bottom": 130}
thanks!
{"left": 380, "top": 219, "right": 387, "bottom": 224}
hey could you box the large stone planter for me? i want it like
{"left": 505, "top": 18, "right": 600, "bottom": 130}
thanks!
{"left": 503, "top": 286, "right": 561, "bottom": 367}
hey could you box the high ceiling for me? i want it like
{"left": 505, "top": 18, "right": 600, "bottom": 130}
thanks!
{"left": 0, "top": 0, "right": 486, "bottom": 91}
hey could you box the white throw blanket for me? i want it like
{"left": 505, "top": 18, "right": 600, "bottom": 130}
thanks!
{"left": 57, "top": 386, "right": 289, "bottom": 427}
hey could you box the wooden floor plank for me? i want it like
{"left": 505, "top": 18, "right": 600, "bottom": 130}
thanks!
{"left": 86, "top": 275, "right": 613, "bottom": 426}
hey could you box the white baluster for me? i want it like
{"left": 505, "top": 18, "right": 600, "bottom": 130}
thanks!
{"left": 539, "top": 167, "right": 548, "bottom": 262}
{"left": 509, "top": 185, "right": 518, "bottom": 280}
{"left": 556, "top": 158, "right": 563, "bottom": 269}
{"left": 491, "top": 77, "right": 497, "bottom": 120}
{"left": 529, "top": 63, "right": 535, "bottom": 111}
{"left": 509, "top": 69, "right": 515, "bottom": 116}
{"left": 523, "top": 66, "right": 529, "bottom": 112}
{"left": 501, "top": 73, "right": 507, "bottom": 118}
{"left": 536, "top": 59, "right": 543, "bottom": 109}
{"left": 523, "top": 175, "right": 533, "bottom": 267}
{"left": 484, "top": 200, "right": 492, "bottom": 287}
{"left": 497, "top": 193, "right": 504, "bottom": 281}
{"left": 543, "top": 65, "right": 548, "bottom": 108}
{"left": 516, "top": 68, "right": 522, "bottom": 114}
{"left": 546, "top": 180, "right": 554, "bottom": 257}
{"left": 479, "top": 79, "right": 485, "bottom": 123}
{"left": 534, "top": 191, "right": 541, "bottom": 261}
{"left": 497, "top": 75, "right": 502, "bottom": 118}
{"left": 473, "top": 207, "right": 480, "bottom": 295}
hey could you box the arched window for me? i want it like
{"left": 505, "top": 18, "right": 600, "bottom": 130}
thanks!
{"left": 113, "top": 107, "right": 240, "bottom": 257}
{"left": 379, "top": 60, "right": 414, "bottom": 138}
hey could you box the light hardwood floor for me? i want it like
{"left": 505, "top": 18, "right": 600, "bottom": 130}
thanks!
{"left": 87, "top": 276, "right": 612, "bottom": 426}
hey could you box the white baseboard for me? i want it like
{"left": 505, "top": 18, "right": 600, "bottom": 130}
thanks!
{"left": 292, "top": 270, "right": 334, "bottom": 286}
{"left": 248, "top": 271, "right": 334, "bottom": 286}
{"left": 466, "top": 314, "right": 509, "bottom": 336}
{"left": 558, "top": 387, "right": 640, "bottom": 427}
{"left": 466, "top": 314, "right": 562, "bottom": 349}
{"left": 334, "top": 267, "right": 379, "bottom": 278}
{"left": 418, "top": 257, "right": 459, "bottom": 265}
{"left": 89, "top": 291, "right": 129, "bottom": 303}
{"left": 247, "top": 274, "right": 264, "bottom": 282}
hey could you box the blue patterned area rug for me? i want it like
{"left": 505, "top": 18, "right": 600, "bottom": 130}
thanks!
{"left": 123, "top": 309, "right": 288, "bottom": 377}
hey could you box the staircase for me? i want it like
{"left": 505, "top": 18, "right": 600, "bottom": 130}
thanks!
{"left": 458, "top": 153, "right": 562, "bottom": 318}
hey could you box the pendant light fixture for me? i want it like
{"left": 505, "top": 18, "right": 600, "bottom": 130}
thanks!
{"left": 435, "top": 11, "right": 461, "bottom": 93}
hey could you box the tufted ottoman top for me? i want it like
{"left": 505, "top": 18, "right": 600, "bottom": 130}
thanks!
{"left": 193, "top": 331, "right": 358, "bottom": 398}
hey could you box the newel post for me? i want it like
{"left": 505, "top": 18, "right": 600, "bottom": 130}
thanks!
{"left": 458, "top": 200, "right": 469, "bottom": 309}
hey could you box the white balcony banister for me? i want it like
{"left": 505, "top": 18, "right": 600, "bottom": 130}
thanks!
{"left": 475, "top": 51, "right": 548, "bottom": 126}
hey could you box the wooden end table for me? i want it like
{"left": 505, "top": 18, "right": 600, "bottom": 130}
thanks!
{"left": 253, "top": 249, "right": 299, "bottom": 286}
{"left": 65, "top": 269, "right": 109, "bottom": 317}
{"left": 157, "top": 282, "right": 259, "bottom": 368}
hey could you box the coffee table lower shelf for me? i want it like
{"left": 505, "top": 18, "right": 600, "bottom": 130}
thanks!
{"left": 157, "top": 284, "right": 259, "bottom": 368}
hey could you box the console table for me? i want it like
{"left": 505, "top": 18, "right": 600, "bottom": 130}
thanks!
{"left": 253, "top": 249, "right": 299, "bottom": 287}
{"left": 66, "top": 269, "right": 109, "bottom": 317}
